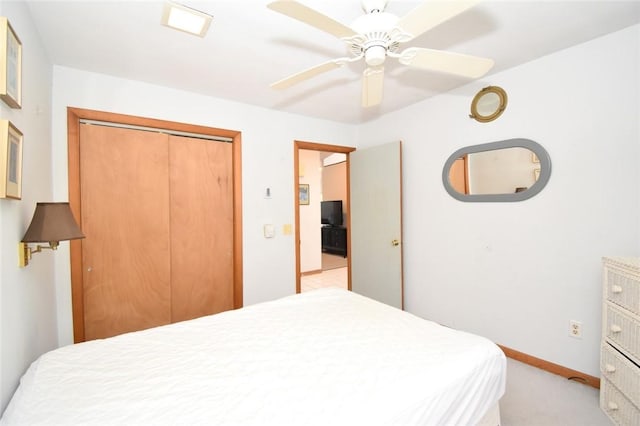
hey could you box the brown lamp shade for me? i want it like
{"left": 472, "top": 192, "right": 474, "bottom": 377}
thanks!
{"left": 21, "top": 202, "right": 85, "bottom": 243}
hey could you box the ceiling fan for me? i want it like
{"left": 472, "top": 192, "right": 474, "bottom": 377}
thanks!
{"left": 267, "top": 0, "right": 494, "bottom": 107}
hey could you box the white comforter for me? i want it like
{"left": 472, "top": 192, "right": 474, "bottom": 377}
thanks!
{"left": 1, "top": 288, "right": 505, "bottom": 425}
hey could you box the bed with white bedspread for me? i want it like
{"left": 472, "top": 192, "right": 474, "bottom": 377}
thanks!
{"left": 1, "top": 288, "right": 505, "bottom": 425}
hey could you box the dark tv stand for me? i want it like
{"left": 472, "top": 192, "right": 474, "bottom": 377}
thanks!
{"left": 321, "top": 225, "right": 347, "bottom": 257}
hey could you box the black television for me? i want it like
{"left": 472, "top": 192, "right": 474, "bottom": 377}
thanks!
{"left": 321, "top": 200, "right": 343, "bottom": 226}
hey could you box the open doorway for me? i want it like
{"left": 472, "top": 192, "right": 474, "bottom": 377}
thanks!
{"left": 294, "top": 141, "right": 355, "bottom": 294}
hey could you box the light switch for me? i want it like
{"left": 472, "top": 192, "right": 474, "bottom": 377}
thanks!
{"left": 283, "top": 224, "right": 292, "bottom": 235}
{"left": 263, "top": 224, "right": 275, "bottom": 238}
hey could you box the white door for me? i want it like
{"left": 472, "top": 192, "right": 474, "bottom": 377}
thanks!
{"left": 349, "top": 141, "right": 403, "bottom": 309}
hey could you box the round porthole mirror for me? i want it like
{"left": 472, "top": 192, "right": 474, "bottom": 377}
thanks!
{"left": 469, "top": 86, "right": 507, "bottom": 123}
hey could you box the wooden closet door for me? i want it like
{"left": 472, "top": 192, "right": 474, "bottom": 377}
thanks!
{"left": 80, "top": 124, "right": 171, "bottom": 340}
{"left": 169, "top": 135, "right": 234, "bottom": 322}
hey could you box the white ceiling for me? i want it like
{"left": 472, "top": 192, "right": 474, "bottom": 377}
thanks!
{"left": 24, "top": 0, "right": 640, "bottom": 124}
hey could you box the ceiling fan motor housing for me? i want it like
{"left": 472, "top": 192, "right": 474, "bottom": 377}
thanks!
{"left": 350, "top": 11, "right": 400, "bottom": 66}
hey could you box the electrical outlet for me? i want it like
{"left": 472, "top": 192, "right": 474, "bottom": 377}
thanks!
{"left": 569, "top": 320, "right": 582, "bottom": 339}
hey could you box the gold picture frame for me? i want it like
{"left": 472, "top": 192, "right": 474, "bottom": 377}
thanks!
{"left": 469, "top": 86, "right": 507, "bottom": 123}
{"left": 0, "top": 120, "right": 23, "bottom": 199}
{"left": 299, "top": 184, "right": 309, "bottom": 205}
{"left": 0, "top": 17, "right": 22, "bottom": 109}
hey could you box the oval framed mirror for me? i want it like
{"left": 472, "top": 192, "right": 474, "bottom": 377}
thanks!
{"left": 442, "top": 138, "right": 551, "bottom": 202}
{"left": 469, "top": 86, "right": 508, "bottom": 123}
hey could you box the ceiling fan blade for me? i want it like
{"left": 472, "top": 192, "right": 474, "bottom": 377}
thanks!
{"left": 271, "top": 59, "right": 347, "bottom": 90}
{"left": 399, "top": 47, "right": 494, "bottom": 79}
{"left": 396, "top": 0, "right": 479, "bottom": 41}
{"left": 267, "top": 1, "right": 358, "bottom": 39}
{"left": 362, "top": 67, "right": 384, "bottom": 107}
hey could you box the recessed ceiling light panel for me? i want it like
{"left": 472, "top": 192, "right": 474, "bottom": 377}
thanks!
{"left": 161, "top": 2, "right": 212, "bottom": 37}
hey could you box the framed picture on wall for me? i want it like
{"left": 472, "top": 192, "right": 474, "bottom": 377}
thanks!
{"left": 299, "top": 184, "right": 309, "bottom": 205}
{"left": 0, "top": 17, "right": 22, "bottom": 109}
{"left": 0, "top": 120, "right": 23, "bottom": 199}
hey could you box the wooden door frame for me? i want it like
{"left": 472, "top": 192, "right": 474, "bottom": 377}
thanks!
{"left": 67, "top": 107, "right": 243, "bottom": 343}
{"left": 462, "top": 154, "right": 470, "bottom": 194}
{"left": 294, "top": 141, "right": 355, "bottom": 293}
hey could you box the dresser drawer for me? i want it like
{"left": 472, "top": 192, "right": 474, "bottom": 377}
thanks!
{"left": 604, "top": 302, "right": 640, "bottom": 362}
{"left": 601, "top": 343, "right": 640, "bottom": 408}
{"left": 600, "top": 377, "right": 640, "bottom": 426}
{"left": 604, "top": 263, "right": 640, "bottom": 316}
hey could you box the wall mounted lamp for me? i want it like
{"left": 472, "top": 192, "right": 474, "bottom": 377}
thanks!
{"left": 19, "top": 202, "right": 85, "bottom": 268}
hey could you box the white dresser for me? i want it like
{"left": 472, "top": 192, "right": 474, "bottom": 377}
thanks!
{"left": 600, "top": 257, "right": 640, "bottom": 425}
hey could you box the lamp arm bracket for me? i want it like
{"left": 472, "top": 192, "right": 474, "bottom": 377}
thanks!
{"left": 18, "top": 241, "right": 60, "bottom": 268}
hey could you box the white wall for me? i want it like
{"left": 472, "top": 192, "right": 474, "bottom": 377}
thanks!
{"left": 299, "top": 149, "right": 322, "bottom": 273}
{"left": 357, "top": 24, "right": 640, "bottom": 377}
{"left": 50, "top": 66, "right": 358, "bottom": 347}
{"left": 0, "top": 0, "right": 56, "bottom": 412}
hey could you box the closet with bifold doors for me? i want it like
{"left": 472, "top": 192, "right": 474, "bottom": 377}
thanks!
{"left": 70, "top": 111, "right": 241, "bottom": 342}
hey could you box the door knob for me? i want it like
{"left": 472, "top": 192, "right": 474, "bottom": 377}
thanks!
{"left": 391, "top": 239, "right": 400, "bottom": 246}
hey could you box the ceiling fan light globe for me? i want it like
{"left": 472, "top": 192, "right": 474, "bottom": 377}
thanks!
{"left": 365, "top": 45, "right": 386, "bottom": 66}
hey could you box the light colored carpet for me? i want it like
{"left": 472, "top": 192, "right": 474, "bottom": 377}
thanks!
{"left": 501, "top": 358, "right": 611, "bottom": 425}
{"left": 322, "top": 253, "right": 348, "bottom": 270}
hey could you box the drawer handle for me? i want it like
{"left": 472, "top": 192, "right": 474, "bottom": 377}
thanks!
{"left": 608, "top": 401, "right": 619, "bottom": 411}
{"left": 610, "top": 324, "right": 622, "bottom": 333}
{"left": 611, "top": 285, "right": 623, "bottom": 294}
{"left": 605, "top": 364, "right": 616, "bottom": 373}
